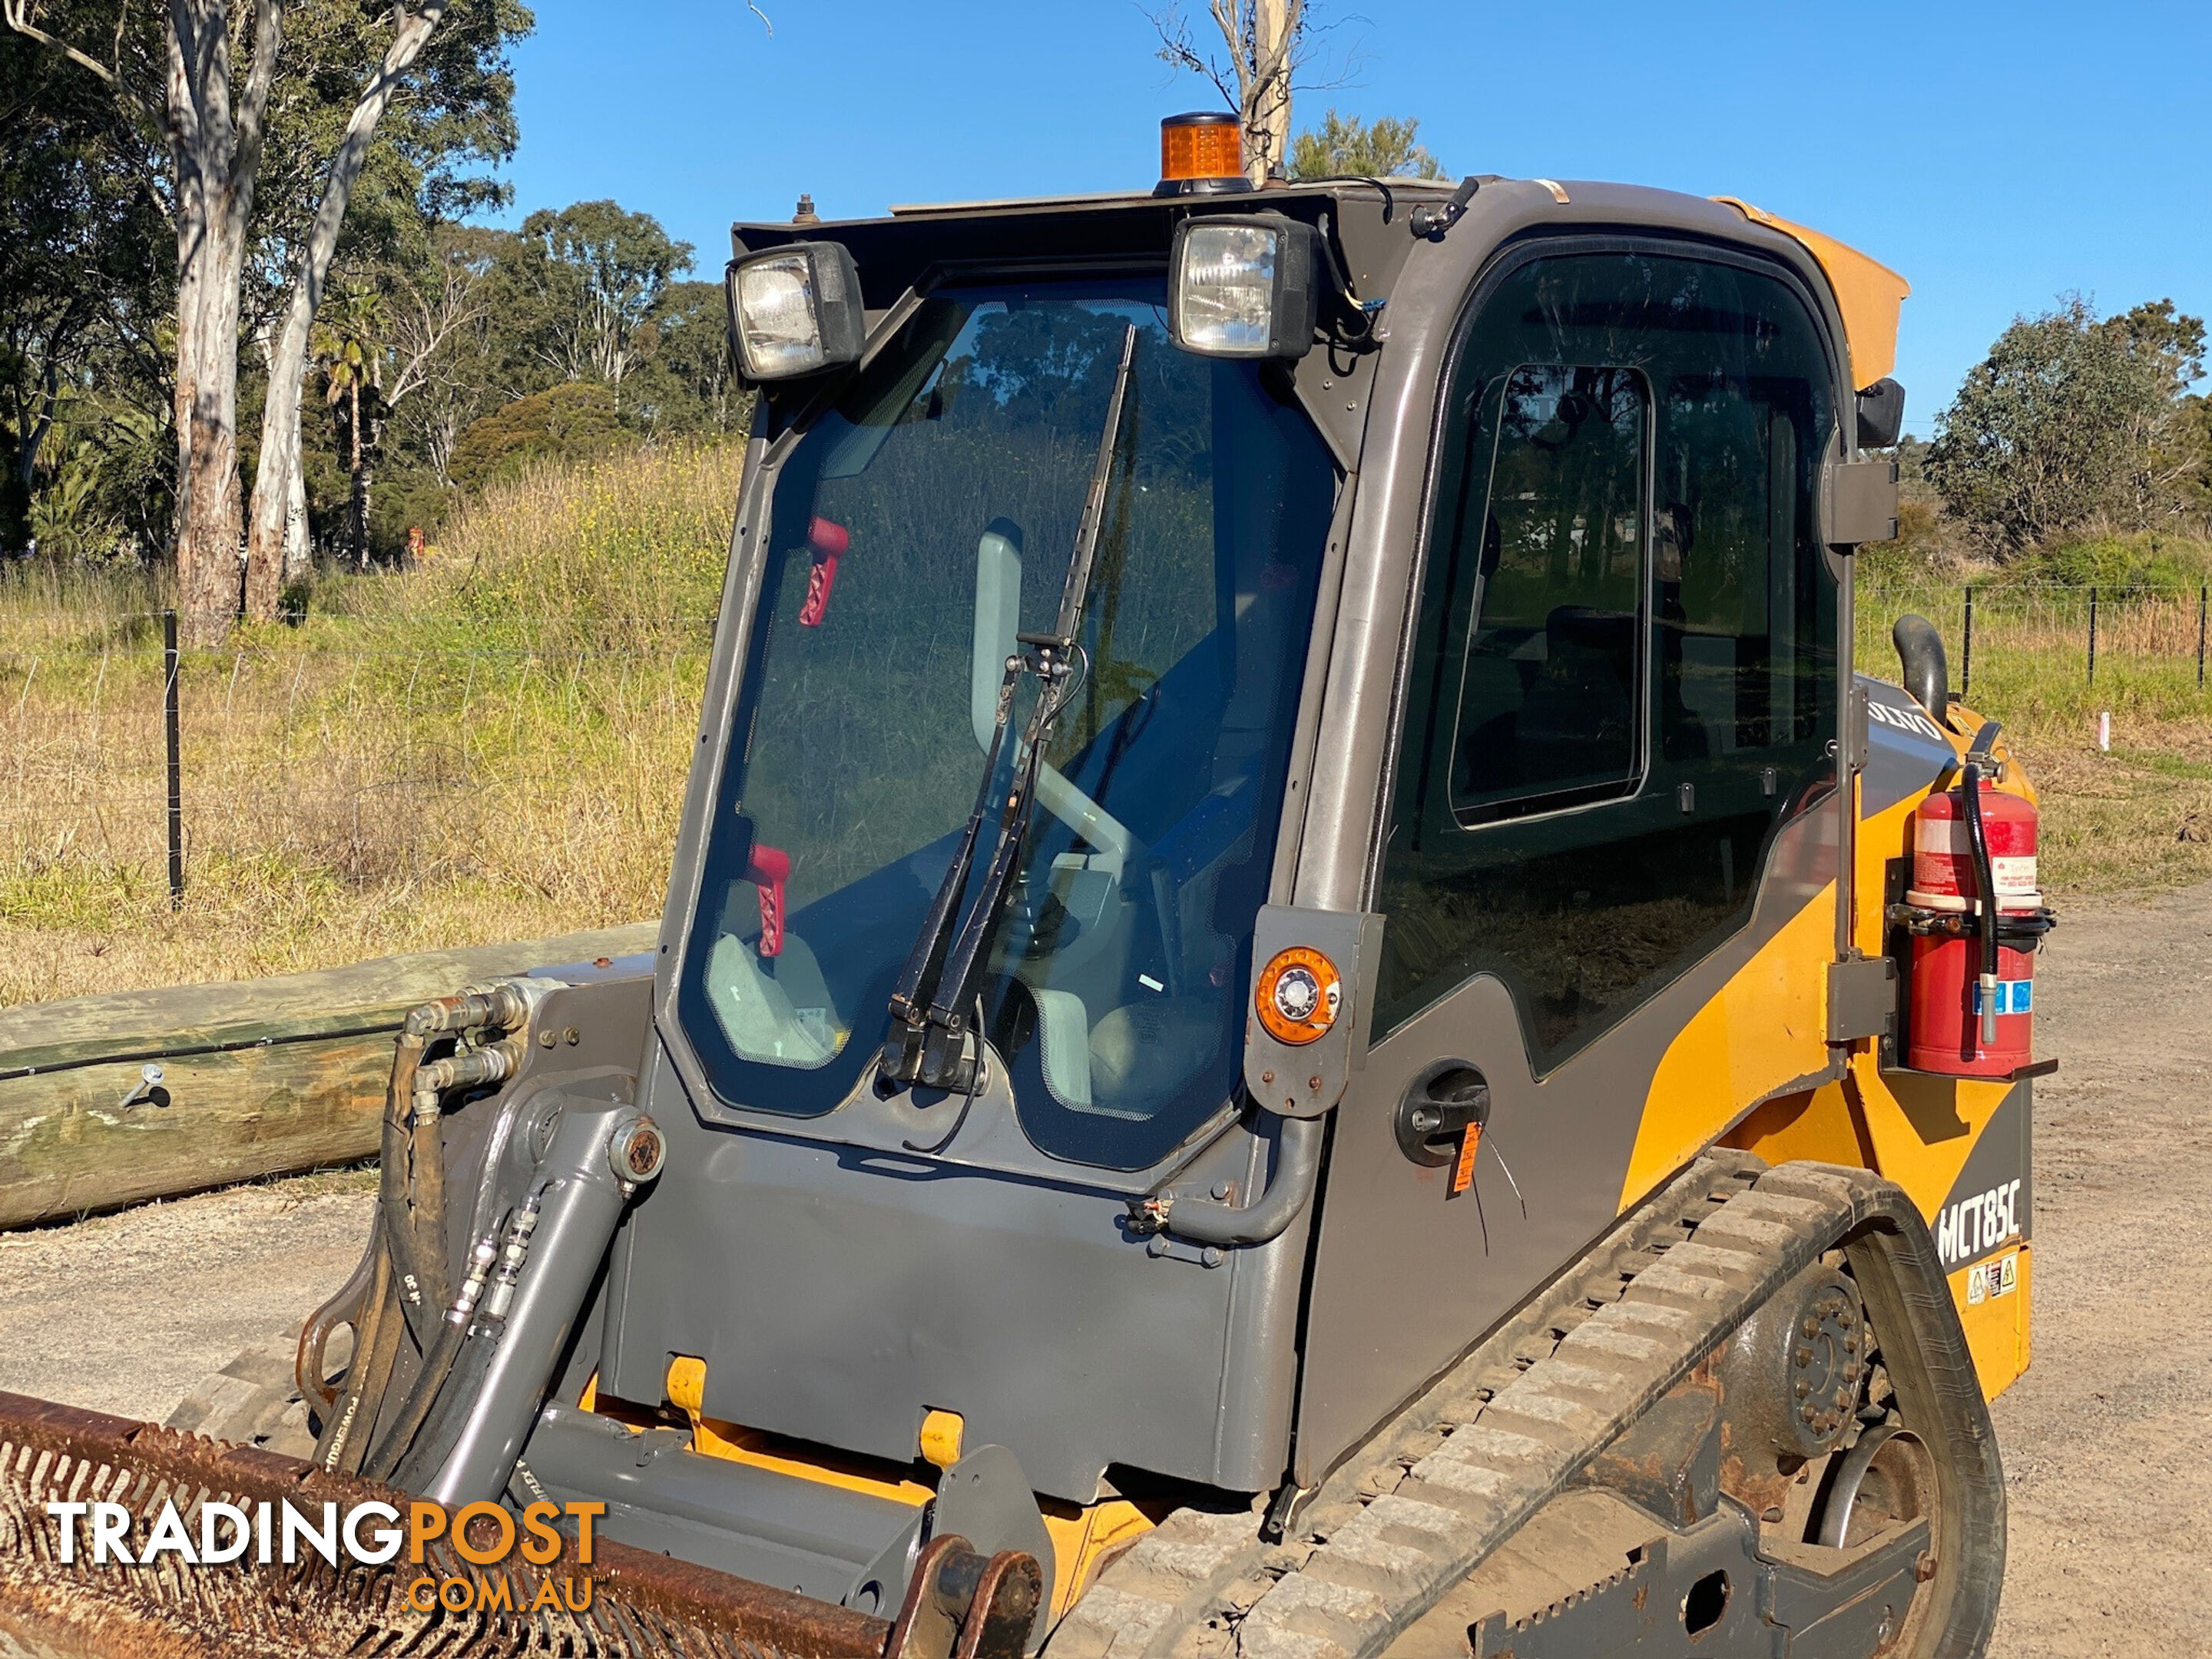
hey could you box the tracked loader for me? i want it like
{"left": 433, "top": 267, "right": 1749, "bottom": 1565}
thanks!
{"left": 0, "top": 117, "right": 2054, "bottom": 1659}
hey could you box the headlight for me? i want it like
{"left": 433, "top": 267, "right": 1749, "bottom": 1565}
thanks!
{"left": 1169, "top": 216, "right": 1318, "bottom": 360}
{"left": 725, "top": 242, "right": 866, "bottom": 382}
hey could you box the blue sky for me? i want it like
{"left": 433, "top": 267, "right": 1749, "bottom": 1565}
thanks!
{"left": 490, "top": 1, "right": 2211, "bottom": 434}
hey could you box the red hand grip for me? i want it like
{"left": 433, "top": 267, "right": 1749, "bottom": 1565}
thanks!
{"left": 798, "top": 517, "right": 849, "bottom": 628}
{"left": 746, "top": 845, "right": 792, "bottom": 958}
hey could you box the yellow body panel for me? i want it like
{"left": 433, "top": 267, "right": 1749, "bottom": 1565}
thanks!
{"left": 1725, "top": 1079, "right": 1870, "bottom": 1170}
{"left": 1712, "top": 197, "right": 1911, "bottom": 389}
{"left": 1951, "top": 1245, "right": 2032, "bottom": 1396}
{"left": 1624, "top": 707, "right": 2038, "bottom": 1404}
{"left": 920, "top": 1409, "right": 966, "bottom": 1470}
{"left": 1622, "top": 882, "right": 1838, "bottom": 1207}
{"left": 1038, "top": 1501, "right": 1161, "bottom": 1621}
{"left": 643, "top": 1357, "right": 1157, "bottom": 1619}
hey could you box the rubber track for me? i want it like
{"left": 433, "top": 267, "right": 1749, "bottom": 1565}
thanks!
{"left": 1048, "top": 1151, "right": 1775, "bottom": 1659}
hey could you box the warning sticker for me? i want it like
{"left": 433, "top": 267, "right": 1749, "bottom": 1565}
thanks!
{"left": 1965, "top": 1250, "right": 2021, "bottom": 1306}
{"left": 1972, "top": 980, "right": 2034, "bottom": 1016}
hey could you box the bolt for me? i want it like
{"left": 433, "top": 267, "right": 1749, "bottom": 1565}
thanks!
{"left": 1914, "top": 1551, "right": 1937, "bottom": 1583}
{"left": 1802, "top": 1316, "right": 1820, "bottom": 1338}
{"left": 1212, "top": 1181, "right": 1232, "bottom": 1200}
{"left": 1794, "top": 1344, "right": 1813, "bottom": 1367}
{"left": 1202, "top": 1247, "right": 1224, "bottom": 1269}
{"left": 1261, "top": 1071, "right": 1276, "bottom": 1085}
{"left": 1308, "top": 1075, "right": 1323, "bottom": 1092}
{"left": 564, "top": 1026, "right": 581, "bottom": 1045}
{"left": 1834, "top": 1388, "right": 1851, "bottom": 1409}
{"left": 1795, "top": 1379, "right": 1812, "bottom": 1399}
{"left": 540, "top": 1029, "right": 558, "bottom": 1048}
{"left": 1147, "top": 1237, "right": 1170, "bottom": 1258}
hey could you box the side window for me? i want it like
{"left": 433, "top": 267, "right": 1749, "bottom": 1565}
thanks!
{"left": 1657, "top": 370, "right": 1821, "bottom": 764}
{"left": 1452, "top": 365, "right": 1648, "bottom": 821}
{"left": 1375, "top": 250, "right": 1836, "bottom": 1068}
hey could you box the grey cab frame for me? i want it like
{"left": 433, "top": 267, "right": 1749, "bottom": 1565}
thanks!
{"left": 1283, "top": 185, "right": 1866, "bottom": 1489}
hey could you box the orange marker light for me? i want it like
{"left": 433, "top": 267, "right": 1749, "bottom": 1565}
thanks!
{"left": 1255, "top": 946, "right": 1342, "bottom": 1047}
{"left": 1160, "top": 112, "right": 1242, "bottom": 184}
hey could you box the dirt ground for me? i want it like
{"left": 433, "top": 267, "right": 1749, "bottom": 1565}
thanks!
{"left": 0, "top": 886, "right": 2206, "bottom": 1653}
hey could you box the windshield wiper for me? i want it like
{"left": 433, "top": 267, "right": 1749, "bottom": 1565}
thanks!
{"left": 881, "top": 320, "right": 1140, "bottom": 1093}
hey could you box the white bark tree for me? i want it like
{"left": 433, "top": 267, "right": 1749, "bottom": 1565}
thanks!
{"left": 1151, "top": 0, "right": 1309, "bottom": 186}
{"left": 242, "top": 0, "right": 450, "bottom": 621}
{"left": 5, "top": 0, "right": 279, "bottom": 643}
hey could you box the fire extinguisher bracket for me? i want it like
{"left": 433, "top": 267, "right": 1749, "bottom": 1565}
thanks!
{"left": 1878, "top": 1055, "right": 2059, "bottom": 1087}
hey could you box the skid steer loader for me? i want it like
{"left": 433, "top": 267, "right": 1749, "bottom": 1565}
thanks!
{"left": 0, "top": 117, "right": 2051, "bottom": 1659}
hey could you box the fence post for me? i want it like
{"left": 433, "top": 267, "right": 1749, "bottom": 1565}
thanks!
{"left": 1961, "top": 584, "right": 1975, "bottom": 700}
{"left": 2199, "top": 584, "right": 2207, "bottom": 690}
{"left": 164, "top": 608, "right": 183, "bottom": 909}
{"left": 2087, "top": 585, "right": 2098, "bottom": 687}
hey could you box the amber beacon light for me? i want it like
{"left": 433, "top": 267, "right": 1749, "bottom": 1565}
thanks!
{"left": 1155, "top": 111, "right": 1253, "bottom": 197}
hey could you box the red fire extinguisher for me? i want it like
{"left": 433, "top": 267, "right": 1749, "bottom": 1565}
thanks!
{"left": 1900, "top": 724, "right": 2057, "bottom": 1077}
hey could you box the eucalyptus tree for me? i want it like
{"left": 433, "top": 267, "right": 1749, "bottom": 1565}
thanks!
{"left": 1289, "top": 110, "right": 1442, "bottom": 180}
{"left": 4, "top": 0, "right": 528, "bottom": 637}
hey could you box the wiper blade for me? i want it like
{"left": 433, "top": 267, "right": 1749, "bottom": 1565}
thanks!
{"left": 881, "top": 321, "right": 1140, "bottom": 1092}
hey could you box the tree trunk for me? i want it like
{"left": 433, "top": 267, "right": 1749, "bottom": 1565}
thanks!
{"left": 167, "top": 7, "right": 236, "bottom": 644}
{"left": 348, "top": 379, "right": 366, "bottom": 565}
{"left": 6, "top": 0, "right": 274, "bottom": 636}
{"left": 1237, "top": 0, "right": 1298, "bottom": 185}
{"left": 281, "top": 412, "right": 311, "bottom": 591}
{"left": 243, "top": 1, "right": 452, "bottom": 617}
{"left": 164, "top": 0, "right": 279, "bottom": 645}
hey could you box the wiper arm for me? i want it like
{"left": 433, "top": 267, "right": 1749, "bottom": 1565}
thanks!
{"left": 881, "top": 320, "right": 1140, "bottom": 1093}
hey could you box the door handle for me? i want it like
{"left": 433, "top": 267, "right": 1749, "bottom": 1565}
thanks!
{"left": 1394, "top": 1063, "right": 1489, "bottom": 1167}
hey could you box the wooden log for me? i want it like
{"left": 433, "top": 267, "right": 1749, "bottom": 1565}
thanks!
{"left": 0, "top": 925, "right": 657, "bottom": 1230}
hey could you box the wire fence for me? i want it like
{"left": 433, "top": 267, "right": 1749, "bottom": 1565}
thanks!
{"left": 3, "top": 608, "right": 715, "bottom": 915}
{"left": 1858, "top": 582, "right": 2211, "bottom": 711}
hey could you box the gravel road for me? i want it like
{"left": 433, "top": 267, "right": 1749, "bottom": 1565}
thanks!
{"left": 1, "top": 886, "right": 2204, "bottom": 1650}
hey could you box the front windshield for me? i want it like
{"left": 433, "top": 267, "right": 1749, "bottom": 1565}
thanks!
{"left": 674, "top": 276, "right": 1336, "bottom": 1169}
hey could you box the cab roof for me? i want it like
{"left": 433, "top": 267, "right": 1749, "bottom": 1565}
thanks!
{"left": 734, "top": 176, "right": 1909, "bottom": 395}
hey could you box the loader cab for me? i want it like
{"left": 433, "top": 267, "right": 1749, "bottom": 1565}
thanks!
{"left": 599, "top": 174, "right": 1889, "bottom": 1558}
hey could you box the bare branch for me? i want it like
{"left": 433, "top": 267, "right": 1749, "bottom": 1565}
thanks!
{"left": 4, "top": 0, "right": 149, "bottom": 114}
{"left": 384, "top": 250, "right": 489, "bottom": 411}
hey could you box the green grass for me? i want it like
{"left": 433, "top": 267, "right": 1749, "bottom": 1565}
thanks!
{"left": 0, "top": 443, "right": 740, "bottom": 1007}
{"left": 1859, "top": 572, "right": 2212, "bottom": 895}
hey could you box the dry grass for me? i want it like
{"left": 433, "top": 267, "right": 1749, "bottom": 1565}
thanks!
{"left": 4, "top": 455, "right": 2207, "bottom": 1010}
{"left": 1860, "top": 581, "right": 2212, "bottom": 895}
{"left": 1, "top": 443, "right": 741, "bottom": 1007}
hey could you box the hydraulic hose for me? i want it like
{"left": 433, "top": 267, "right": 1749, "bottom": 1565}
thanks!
{"left": 316, "top": 983, "right": 533, "bottom": 1473}
{"left": 363, "top": 1217, "right": 510, "bottom": 1483}
{"left": 1134, "top": 1115, "right": 1326, "bottom": 1247}
{"left": 1959, "top": 720, "right": 2005, "bottom": 1048}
